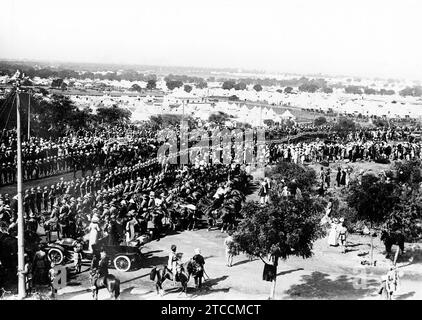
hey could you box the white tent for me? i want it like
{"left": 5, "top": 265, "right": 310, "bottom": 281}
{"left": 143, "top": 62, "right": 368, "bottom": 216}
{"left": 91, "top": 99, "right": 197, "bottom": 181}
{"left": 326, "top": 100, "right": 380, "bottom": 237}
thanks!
{"left": 281, "top": 110, "right": 296, "bottom": 120}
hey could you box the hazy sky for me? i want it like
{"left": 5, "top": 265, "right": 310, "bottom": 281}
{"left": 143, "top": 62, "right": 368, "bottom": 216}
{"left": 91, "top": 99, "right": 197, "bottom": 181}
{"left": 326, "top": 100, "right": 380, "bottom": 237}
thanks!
{"left": 1, "top": 0, "right": 421, "bottom": 80}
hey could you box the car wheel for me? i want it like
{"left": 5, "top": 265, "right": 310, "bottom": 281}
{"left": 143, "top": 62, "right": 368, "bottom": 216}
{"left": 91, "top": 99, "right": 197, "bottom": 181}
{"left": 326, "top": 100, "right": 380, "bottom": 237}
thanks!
{"left": 113, "top": 255, "right": 131, "bottom": 272}
{"left": 48, "top": 248, "right": 64, "bottom": 265}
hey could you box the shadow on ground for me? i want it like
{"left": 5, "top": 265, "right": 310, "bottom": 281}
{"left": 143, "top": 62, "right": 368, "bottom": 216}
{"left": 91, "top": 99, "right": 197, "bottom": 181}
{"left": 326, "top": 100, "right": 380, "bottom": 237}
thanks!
{"left": 139, "top": 250, "right": 167, "bottom": 269}
{"left": 188, "top": 275, "right": 230, "bottom": 297}
{"left": 284, "top": 271, "right": 378, "bottom": 300}
{"left": 395, "top": 291, "right": 415, "bottom": 300}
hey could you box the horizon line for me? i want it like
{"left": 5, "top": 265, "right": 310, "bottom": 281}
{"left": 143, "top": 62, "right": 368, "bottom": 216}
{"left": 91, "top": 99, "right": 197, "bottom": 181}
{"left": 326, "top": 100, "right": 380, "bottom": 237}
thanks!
{"left": 0, "top": 56, "right": 419, "bottom": 83}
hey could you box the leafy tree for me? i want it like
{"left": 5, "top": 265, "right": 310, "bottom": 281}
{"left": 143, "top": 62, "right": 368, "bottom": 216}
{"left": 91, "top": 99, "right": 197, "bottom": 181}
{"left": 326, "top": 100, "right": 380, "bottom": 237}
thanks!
{"left": 149, "top": 113, "right": 196, "bottom": 131}
{"left": 34, "top": 94, "right": 89, "bottom": 137}
{"left": 234, "top": 82, "right": 247, "bottom": 91}
{"left": 372, "top": 118, "right": 389, "bottom": 127}
{"left": 236, "top": 122, "right": 252, "bottom": 129}
{"left": 228, "top": 95, "right": 239, "bottom": 101}
{"left": 208, "top": 111, "right": 231, "bottom": 125}
{"left": 184, "top": 85, "right": 193, "bottom": 93}
{"left": 222, "top": 80, "right": 236, "bottom": 90}
{"left": 314, "top": 116, "right": 327, "bottom": 126}
{"left": 333, "top": 117, "right": 356, "bottom": 137}
{"left": 386, "top": 192, "right": 422, "bottom": 243}
{"left": 38, "top": 87, "right": 49, "bottom": 96}
{"left": 166, "top": 80, "right": 183, "bottom": 91}
{"left": 284, "top": 87, "right": 293, "bottom": 94}
{"left": 146, "top": 79, "right": 156, "bottom": 90}
{"left": 381, "top": 160, "right": 422, "bottom": 244}
{"left": 233, "top": 196, "right": 324, "bottom": 299}
{"left": 130, "top": 84, "right": 142, "bottom": 92}
{"left": 347, "top": 173, "right": 400, "bottom": 264}
{"left": 51, "top": 78, "right": 64, "bottom": 88}
{"left": 263, "top": 119, "right": 274, "bottom": 126}
{"left": 379, "top": 88, "right": 395, "bottom": 95}
{"left": 96, "top": 105, "right": 131, "bottom": 125}
{"left": 394, "top": 159, "right": 422, "bottom": 187}
{"left": 364, "top": 87, "right": 377, "bottom": 95}
{"left": 399, "top": 87, "right": 414, "bottom": 96}
{"left": 267, "top": 162, "right": 317, "bottom": 193}
{"left": 298, "top": 83, "right": 319, "bottom": 93}
{"left": 22, "top": 79, "right": 33, "bottom": 86}
{"left": 344, "top": 85, "right": 363, "bottom": 94}
{"left": 253, "top": 84, "right": 263, "bottom": 92}
{"left": 196, "top": 81, "right": 208, "bottom": 89}
{"left": 322, "top": 87, "right": 333, "bottom": 94}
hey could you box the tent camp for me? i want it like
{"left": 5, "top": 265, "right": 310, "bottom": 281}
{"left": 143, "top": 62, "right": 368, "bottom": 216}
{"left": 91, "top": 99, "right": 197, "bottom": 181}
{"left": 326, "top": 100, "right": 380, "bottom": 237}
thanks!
{"left": 280, "top": 110, "right": 296, "bottom": 120}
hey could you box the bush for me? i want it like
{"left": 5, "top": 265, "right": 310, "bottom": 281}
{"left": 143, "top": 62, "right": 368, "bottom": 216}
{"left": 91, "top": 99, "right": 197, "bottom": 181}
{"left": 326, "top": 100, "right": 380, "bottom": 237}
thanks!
{"left": 314, "top": 116, "right": 327, "bottom": 126}
{"left": 267, "top": 162, "right": 317, "bottom": 193}
{"left": 394, "top": 159, "right": 422, "bottom": 186}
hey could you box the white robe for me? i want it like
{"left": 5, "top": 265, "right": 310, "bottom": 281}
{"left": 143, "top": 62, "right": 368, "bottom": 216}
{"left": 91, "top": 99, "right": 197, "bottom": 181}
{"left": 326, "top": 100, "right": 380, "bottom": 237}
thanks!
{"left": 327, "top": 223, "right": 338, "bottom": 246}
{"left": 88, "top": 222, "right": 100, "bottom": 252}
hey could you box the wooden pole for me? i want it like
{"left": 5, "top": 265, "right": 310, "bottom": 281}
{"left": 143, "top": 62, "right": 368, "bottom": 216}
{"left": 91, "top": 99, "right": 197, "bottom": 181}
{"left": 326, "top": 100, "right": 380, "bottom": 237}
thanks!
{"left": 270, "top": 255, "right": 278, "bottom": 300}
{"left": 27, "top": 91, "right": 31, "bottom": 140}
{"left": 16, "top": 88, "right": 26, "bottom": 299}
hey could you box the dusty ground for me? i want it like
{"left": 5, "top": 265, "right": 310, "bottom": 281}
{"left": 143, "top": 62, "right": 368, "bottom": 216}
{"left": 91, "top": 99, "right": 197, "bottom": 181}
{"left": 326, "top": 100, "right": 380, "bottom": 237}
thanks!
{"left": 17, "top": 227, "right": 417, "bottom": 301}
{"left": 3, "top": 161, "right": 421, "bottom": 301}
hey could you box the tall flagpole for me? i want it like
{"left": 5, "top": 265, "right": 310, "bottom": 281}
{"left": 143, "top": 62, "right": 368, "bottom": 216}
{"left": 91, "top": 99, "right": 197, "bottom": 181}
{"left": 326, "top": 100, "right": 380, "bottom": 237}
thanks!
{"left": 27, "top": 91, "right": 31, "bottom": 140}
{"left": 16, "top": 78, "right": 26, "bottom": 299}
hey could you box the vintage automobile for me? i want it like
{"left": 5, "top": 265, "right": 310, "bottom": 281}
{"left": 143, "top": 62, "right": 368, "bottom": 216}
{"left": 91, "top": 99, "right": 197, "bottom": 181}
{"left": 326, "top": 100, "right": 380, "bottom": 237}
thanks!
{"left": 45, "top": 236, "right": 143, "bottom": 272}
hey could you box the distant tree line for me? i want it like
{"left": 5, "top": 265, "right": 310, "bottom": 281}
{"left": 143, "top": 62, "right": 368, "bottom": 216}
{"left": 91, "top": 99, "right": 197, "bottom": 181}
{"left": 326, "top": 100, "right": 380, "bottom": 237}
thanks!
{"left": 0, "top": 94, "right": 131, "bottom": 138}
{"left": 0, "top": 62, "right": 157, "bottom": 82}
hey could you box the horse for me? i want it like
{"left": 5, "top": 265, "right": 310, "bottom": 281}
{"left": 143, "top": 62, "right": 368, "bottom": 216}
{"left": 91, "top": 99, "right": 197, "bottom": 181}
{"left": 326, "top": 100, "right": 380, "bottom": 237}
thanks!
{"left": 150, "top": 260, "right": 198, "bottom": 296}
{"left": 92, "top": 274, "right": 120, "bottom": 300}
{"left": 381, "top": 230, "right": 405, "bottom": 260}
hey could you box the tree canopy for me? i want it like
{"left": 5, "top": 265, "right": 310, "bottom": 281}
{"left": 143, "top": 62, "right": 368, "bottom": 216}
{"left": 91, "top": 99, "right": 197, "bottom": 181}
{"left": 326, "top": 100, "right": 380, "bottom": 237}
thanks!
{"left": 166, "top": 80, "right": 184, "bottom": 91}
{"left": 284, "top": 87, "right": 293, "bottom": 94}
{"left": 208, "top": 111, "right": 231, "bottom": 125}
{"left": 268, "top": 162, "right": 317, "bottom": 193}
{"left": 222, "top": 80, "right": 236, "bottom": 90}
{"left": 347, "top": 173, "right": 399, "bottom": 227}
{"left": 184, "top": 85, "right": 193, "bottom": 93}
{"left": 96, "top": 104, "right": 132, "bottom": 125}
{"left": 314, "top": 116, "right": 327, "bottom": 126}
{"left": 146, "top": 79, "right": 157, "bottom": 90}
{"left": 333, "top": 117, "right": 357, "bottom": 136}
{"left": 233, "top": 196, "right": 324, "bottom": 259}
{"left": 130, "top": 84, "right": 142, "bottom": 92}
{"left": 253, "top": 84, "right": 263, "bottom": 92}
{"left": 234, "top": 82, "right": 247, "bottom": 91}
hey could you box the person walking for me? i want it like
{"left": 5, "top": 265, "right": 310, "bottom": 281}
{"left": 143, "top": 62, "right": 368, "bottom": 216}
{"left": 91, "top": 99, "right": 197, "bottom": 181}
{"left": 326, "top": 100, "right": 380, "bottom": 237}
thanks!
{"left": 264, "top": 178, "right": 271, "bottom": 204}
{"left": 258, "top": 180, "right": 267, "bottom": 205}
{"left": 168, "top": 244, "right": 179, "bottom": 286}
{"left": 327, "top": 218, "right": 339, "bottom": 246}
{"left": 336, "top": 167, "right": 342, "bottom": 187}
{"left": 379, "top": 266, "right": 399, "bottom": 300}
{"left": 48, "top": 262, "right": 58, "bottom": 298}
{"left": 18, "top": 254, "right": 33, "bottom": 296}
{"left": 88, "top": 215, "right": 101, "bottom": 252}
{"left": 338, "top": 218, "right": 347, "bottom": 253}
{"left": 192, "top": 248, "right": 205, "bottom": 289}
{"left": 73, "top": 242, "right": 83, "bottom": 274}
{"left": 224, "top": 231, "right": 235, "bottom": 267}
